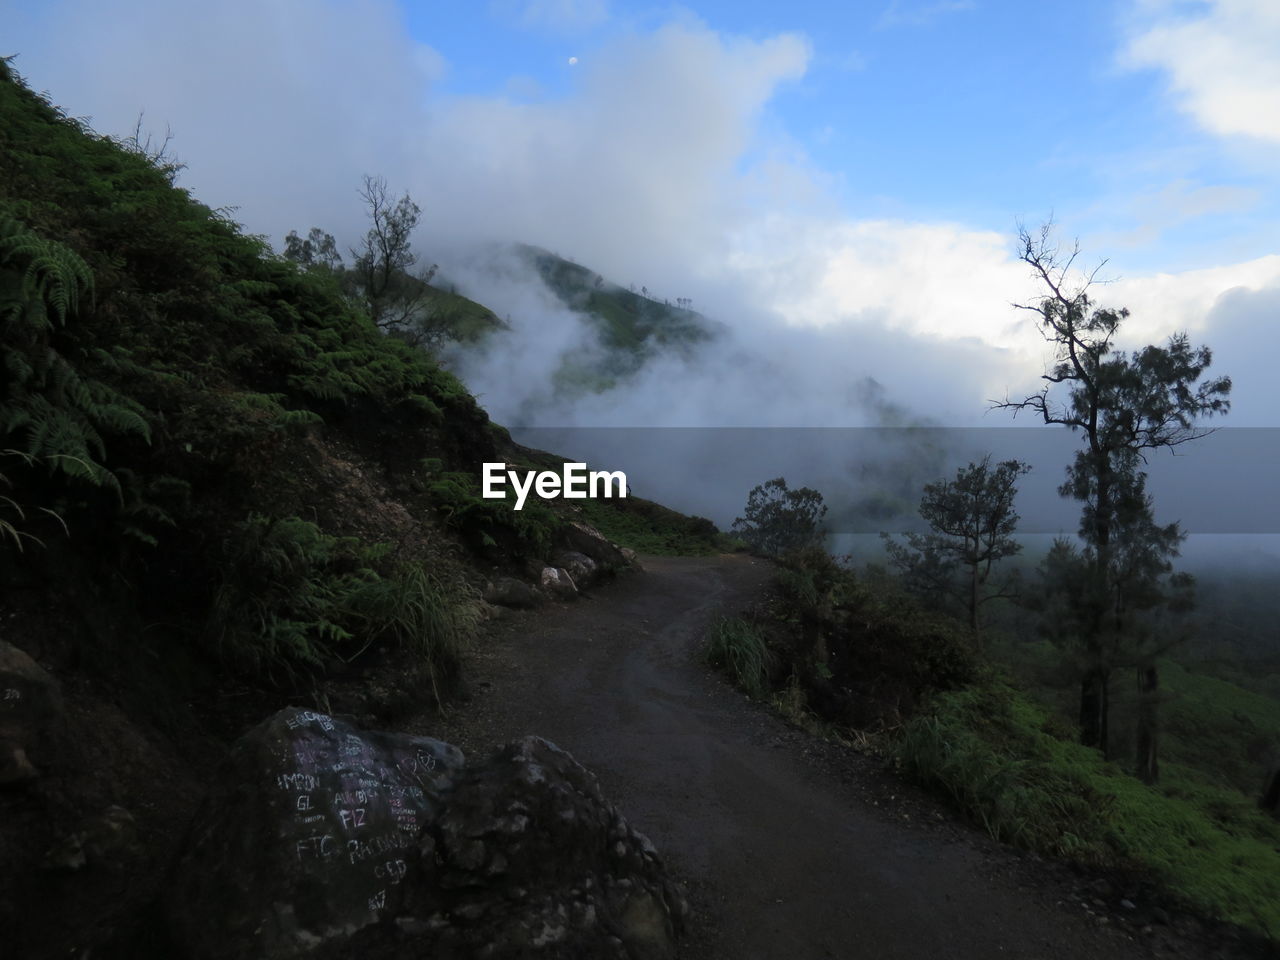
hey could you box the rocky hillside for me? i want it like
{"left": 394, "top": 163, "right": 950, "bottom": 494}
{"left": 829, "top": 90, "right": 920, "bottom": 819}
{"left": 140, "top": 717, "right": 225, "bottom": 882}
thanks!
{"left": 0, "top": 58, "right": 714, "bottom": 958}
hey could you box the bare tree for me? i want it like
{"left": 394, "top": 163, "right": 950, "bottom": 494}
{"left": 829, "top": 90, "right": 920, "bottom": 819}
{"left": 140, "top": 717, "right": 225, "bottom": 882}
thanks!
{"left": 995, "top": 223, "right": 1230, "bottom": 770}
{"left": 117, "top": 111, "right": 184, "bottom": 183}
{"left": 350, "top": 175, "right": 439, "bottom": 343}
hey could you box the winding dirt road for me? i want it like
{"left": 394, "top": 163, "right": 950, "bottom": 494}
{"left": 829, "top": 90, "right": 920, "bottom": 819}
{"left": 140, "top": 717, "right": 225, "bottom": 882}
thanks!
{"left": 427, "top": 555, "right": 1177, "bottom": 959}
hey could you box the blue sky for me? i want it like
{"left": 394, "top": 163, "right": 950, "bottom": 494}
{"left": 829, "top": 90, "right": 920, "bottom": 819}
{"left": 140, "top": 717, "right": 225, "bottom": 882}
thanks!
{"left": 4, "top": 0, "right": 1280, "bottom": 429}
{"left": 402, "top": 0, "right": 1279, "bottom": 274}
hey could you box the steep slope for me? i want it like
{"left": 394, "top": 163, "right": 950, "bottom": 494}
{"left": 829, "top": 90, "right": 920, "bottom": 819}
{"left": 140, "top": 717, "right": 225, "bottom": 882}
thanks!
{"left": 0, "top": 59, "right": 717, "bottom": 694}
{"left": 0, "top": 58, "right": 724, "bottom": 959}
{"left": 0, "top": 57, "right": 500, "bottom": 687}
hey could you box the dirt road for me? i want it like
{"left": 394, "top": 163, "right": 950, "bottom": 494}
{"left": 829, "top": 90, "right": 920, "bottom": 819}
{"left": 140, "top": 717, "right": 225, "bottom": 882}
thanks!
{"left": 427, "top": 555, "right": 1166, "bottom": 960}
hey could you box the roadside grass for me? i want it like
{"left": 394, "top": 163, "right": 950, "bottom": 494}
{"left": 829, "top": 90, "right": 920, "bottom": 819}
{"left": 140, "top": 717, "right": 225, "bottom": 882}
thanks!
{"left": 705, "top": 616, "right": 773, "bottom": 699}
{"left": 703, "top": 556, "right": 1280, "bottom": 941}
{"left": 1159, "top": 659, "right": 1280, "bottom": 798}
{"left": 897, "top": 677, "right": 1280, "bottom": 939}
{"left": 345, "top": 563, "right": 480, "bottom": 707}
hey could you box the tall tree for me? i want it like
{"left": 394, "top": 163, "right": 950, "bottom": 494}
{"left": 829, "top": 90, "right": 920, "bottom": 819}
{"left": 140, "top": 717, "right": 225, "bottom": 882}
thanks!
{"left": 883, "top": 455, "right": 1029, "bottom": 642}
{"left": 996, "top": 224, "right": 1230, "bottom": 767}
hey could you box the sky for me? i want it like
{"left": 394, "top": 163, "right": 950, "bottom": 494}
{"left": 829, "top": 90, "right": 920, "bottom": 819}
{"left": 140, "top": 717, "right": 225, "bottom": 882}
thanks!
{"left": 4, "top": 0, "right": 1280, "bottom": 530}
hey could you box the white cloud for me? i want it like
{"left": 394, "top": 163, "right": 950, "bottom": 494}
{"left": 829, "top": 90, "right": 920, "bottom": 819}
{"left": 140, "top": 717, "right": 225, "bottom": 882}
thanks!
{"left": 5, "top": 0, "right": 1278, "bottom": 448}
{"left": 1106, "top": 253, "right": 1280, "bottom": 344}
{"left": 1125, "top": 0, "right": 1280, "bottom": 143}
{"left": 413, "top": 23, "right": 812, "bottom": 289}
{"left": 730, "top": 218, "right": 1031, "bottom": 340}
{"left": 5, "top": 0, "right": 431, "bottom": 242}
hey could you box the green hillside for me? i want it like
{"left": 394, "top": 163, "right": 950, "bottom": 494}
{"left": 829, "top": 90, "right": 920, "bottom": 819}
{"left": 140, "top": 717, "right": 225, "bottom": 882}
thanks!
{"left": 422, "top": 283, "right": 508, "bottom": 343}
{"left": 511, "top": 243, "right": 719, "bottom": 393}
{"left": 0, "top": 60, "right": 716, "bottom": 704}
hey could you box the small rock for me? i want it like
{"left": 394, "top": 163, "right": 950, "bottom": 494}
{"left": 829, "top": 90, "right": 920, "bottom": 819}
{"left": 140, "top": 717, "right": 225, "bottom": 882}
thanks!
{"left": 559, "top": 522, "right": 627, "bottom": 570}
{"left": 479, "top": 601, "right": 509, "bottom": 621}
{"left": 551, "top": 550, "right": 597, "bottom": 586}
{"left": 1120, "top": 898, "right": 1136, "bottom": 911}
{"left": 540, "top": 566, "right": 578, "bottom": 600}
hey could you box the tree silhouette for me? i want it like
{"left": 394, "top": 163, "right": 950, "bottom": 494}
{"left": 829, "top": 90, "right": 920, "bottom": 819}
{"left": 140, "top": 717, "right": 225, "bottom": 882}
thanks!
{"left": 996, "top": 224, "right": 1230, "bottom": 773}
{"left": 731, "top": 477, "right": 827, "bottom": 557}
{"left": 883, "top": 455, "right": 1028, "bottom": 643}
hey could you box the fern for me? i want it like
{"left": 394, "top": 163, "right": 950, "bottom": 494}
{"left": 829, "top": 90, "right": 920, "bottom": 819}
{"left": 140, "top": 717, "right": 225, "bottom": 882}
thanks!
{"left": 0, "top": 215, "right": 94, "bottom": 328}
{"left": 0, "top": 216, "right": 149, "bottom": 500}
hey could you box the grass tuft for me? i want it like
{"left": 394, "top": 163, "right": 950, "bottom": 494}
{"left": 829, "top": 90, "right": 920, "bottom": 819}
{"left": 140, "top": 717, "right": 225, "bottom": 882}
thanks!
{"left": 705, "top": 615, "right": 773, "bottom": 698}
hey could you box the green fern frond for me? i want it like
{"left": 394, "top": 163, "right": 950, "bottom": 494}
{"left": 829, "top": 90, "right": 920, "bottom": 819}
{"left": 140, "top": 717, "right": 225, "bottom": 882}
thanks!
{"left": 0, "top": 216, "right": 94, "bottom": 328}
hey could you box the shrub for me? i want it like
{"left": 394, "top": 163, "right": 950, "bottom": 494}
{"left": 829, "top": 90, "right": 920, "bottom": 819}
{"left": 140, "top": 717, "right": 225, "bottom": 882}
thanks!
{"left": 426, "top": 467, "right": 558, "bottom": 558}
{"left": 208, "top": 516, "right": 475, "bottom": 693}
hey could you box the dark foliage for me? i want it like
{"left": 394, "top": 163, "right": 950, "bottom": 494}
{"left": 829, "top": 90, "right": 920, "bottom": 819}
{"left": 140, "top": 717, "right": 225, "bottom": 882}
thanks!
{"left": 731, "top": 477, "right": 828, "bottom": 557}
{"left": 0, "top": 59, "right": 503, "bottom": 686}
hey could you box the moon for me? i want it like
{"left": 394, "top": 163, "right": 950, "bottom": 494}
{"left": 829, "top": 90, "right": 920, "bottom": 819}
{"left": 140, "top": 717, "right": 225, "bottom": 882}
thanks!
{"left": 568, "top": 56, "right": 578, "bottom": 65}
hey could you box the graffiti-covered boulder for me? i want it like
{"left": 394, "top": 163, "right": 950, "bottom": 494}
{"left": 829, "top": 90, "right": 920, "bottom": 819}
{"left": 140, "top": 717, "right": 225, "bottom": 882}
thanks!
{"left": 167, "top": 708, "right": 463, "bottom": 959}
{"left": 167, "top": 710, "right": 684, "bottom": 960}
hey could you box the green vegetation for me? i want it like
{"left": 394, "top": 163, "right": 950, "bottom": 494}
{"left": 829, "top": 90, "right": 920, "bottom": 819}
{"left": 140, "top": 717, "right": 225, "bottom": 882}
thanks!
{"left": 425, "top": 463, "right": 559, "bottom": 559}
{"left": 731, "top": 477, "right": 828, "bottom": 557}
{"left": 421, "top": 285, "right": 507, "bottom": 344}
{"left": 1160, "top": 660, "right": 1280, "bottom": 796}
{"left": 576, "top": 492, "right": 722, "bottom": 555}
{"left": 996, "top": 225, "right": 1230, "bottom": 773}
{"left": 706, "top": 530, "right": 1279, "bottom": 941}
{"left": 705, "top": 616, "right": 773, "bottom": 698}
{"left": 0, "top": 59, "right": 522, "bottom": 692}
{"left": 284, "top": 179, "right": 506, "bottom": 350}
{"left": 706, "top": 546, "right": 975, "bottom": 728}
{"left": 516, "top": 244, "right": 716, "bottom": 393}
{"left": 881, "top": 456, "right": 1028, "bottom": 637}
{"left": 995, "top": 637, "right": 1280, "bottom": 803}
{"left": 898, "top": 677, "right": 1280, "bottom": 937}
{"left": 208, "top": 517, "right": 473, "bottom": 696}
